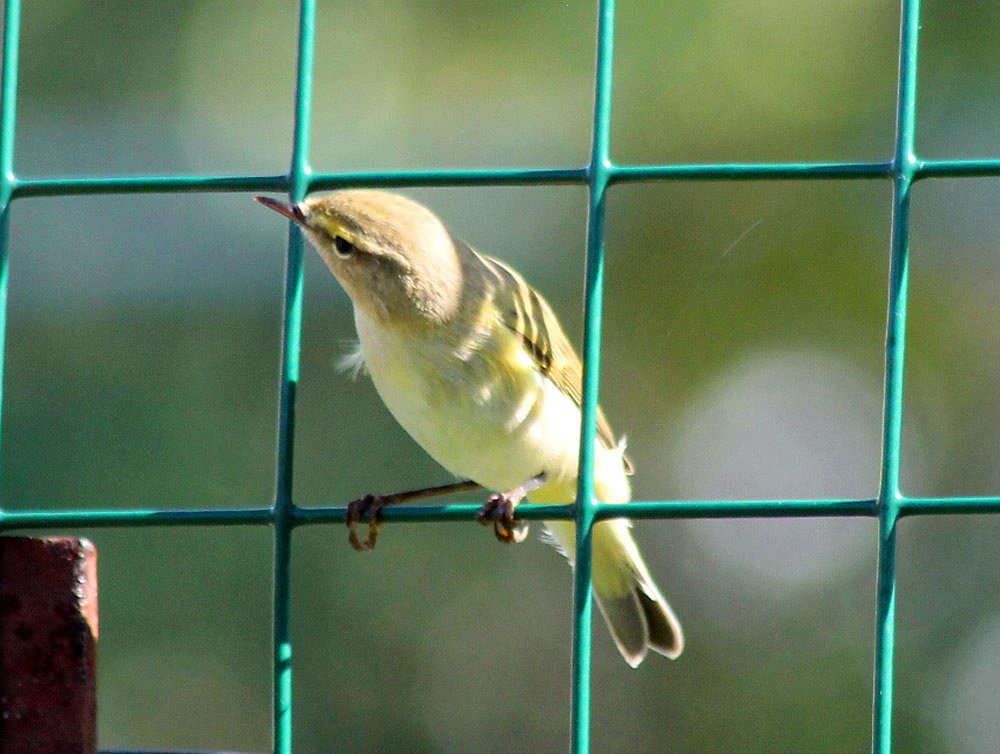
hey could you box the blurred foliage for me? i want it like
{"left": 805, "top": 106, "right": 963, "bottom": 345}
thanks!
{"left": 2, "top": 1, "right": 1000, "bottom": 752}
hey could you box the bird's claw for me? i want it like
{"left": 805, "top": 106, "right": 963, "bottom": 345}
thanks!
{"left": 477, "top": 493, "right": 529, "bottom": 544}
{"left": 346, "top": 493, "right": 385, "bottom": 551}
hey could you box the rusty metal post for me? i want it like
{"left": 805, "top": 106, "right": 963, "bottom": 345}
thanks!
{"left": 0, "top": 536, "right": 98, "bottom": 754}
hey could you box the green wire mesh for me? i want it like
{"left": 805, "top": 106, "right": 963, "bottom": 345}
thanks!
{"left": 3, "top": 0, "right": 1000, "bottom": 752}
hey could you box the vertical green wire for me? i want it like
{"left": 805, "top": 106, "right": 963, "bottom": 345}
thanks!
{"left": 0, "top": 0, "right": 18, "bottom": 193}
{"left": 272, "top": 2, "right": 315, "bottom": 752}
{"left": 873, "top": 1, "right": 920, "bottom": 752}
{"left": 0, "top": 0, "right": 21, "bottom": 517}
{"left": 572, "top": 1, "right": 615, "bottom": 751}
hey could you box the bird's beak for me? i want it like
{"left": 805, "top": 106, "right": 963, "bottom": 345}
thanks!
{"left": 255, "top": 195, "right": 307, "bottom": 227}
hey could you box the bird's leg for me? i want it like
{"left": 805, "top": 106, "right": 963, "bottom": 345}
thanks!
{"left": 347, "top": 479, "right": 482, "bottom": 551}
{"left": 476, "top": 472, "right": 548, "bottom": 544}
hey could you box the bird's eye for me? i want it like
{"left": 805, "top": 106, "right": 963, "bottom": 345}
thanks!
{"left": 333, "top": 235, "right": 356, "bottom": 258}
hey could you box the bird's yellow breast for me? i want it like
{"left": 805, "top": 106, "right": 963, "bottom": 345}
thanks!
{"left": 353, "top": 307, "right": 629, "bottom": 506}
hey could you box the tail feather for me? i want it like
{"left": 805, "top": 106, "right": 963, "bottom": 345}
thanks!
{"left": 595, "top": 573, "right": 684, "bottom": 667}
{"left": 592, "top": 520, "right": 684, "bottom": 666}
{"left": 594, "top": 590, "right": 648, "bottom": 668}
{"left": 542, "top": 518, "right": 684, "bottom": 666}
{"left": 545, "top": 519, "right": 684, "bottom": 668}
{"left": 635, "top": 580, "right": 684, "bottom": 660}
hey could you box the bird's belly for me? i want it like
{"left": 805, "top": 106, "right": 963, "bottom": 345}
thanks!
{"left": 355, "top": 311, "right": 629, "bottom": 505}
{"left": 355, "top": 315, "right": 581, "bottom": 496}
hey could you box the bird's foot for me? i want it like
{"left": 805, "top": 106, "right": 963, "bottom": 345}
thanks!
{"left": 346, "top": 494, "right": 386, "bottom": 551}
{"left": 477, "top": 493, "right": 529, "bottom": 544}
{"left": 475, "top": 472, "right": 548, "bottom": 544}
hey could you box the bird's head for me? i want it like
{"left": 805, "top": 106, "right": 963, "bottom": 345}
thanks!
{"left": 256, "top": 190, "right": 465, "bottom": 327}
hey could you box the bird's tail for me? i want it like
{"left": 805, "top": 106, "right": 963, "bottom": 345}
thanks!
{"left": 543, "top": 518, "right": 684, "bottom": 667}
{"left": 591, "top": 519, "right": 684, "bottom": 667}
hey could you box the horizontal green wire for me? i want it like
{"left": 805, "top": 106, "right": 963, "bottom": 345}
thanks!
{"left": 916, "top": 158, "right": 1000, "bottom": 178}
{"left": 9, "top": 175, "right": 289, "bottom": 197}
{"left": 7, "top": 157, "right": 1000, "bottom": 200}
{"left": 4, "top": 495, "right": 1000, "bottom": 532}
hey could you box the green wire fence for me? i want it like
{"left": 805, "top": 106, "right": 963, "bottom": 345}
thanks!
{"left": 2, "top": 0, "right": 1000, "bottom": 752}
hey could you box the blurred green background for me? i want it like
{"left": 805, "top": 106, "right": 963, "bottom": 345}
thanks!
{"left": 3, "top": 1, "right": 1000, "bottom": 752}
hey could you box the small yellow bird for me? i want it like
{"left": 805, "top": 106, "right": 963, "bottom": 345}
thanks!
{"left": 257, "top": 190, "right": 683, "bottom": 666}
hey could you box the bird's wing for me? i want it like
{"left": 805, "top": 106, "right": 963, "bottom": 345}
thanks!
{"left": 472, "top": 248, "right": 620, "bottom": 453}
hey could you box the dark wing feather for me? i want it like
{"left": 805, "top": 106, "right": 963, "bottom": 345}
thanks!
{"left": 472, "top": 249, "right": 620, "bottom": 453}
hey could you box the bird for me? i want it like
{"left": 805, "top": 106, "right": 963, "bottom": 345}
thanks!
{"left": 256, "top": 189, "right": 683, "bottom": 666}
